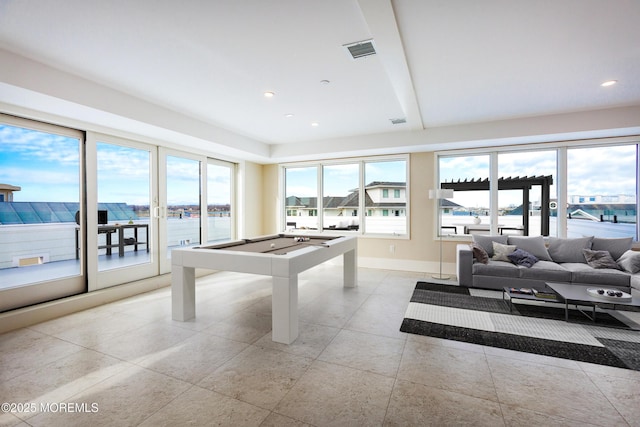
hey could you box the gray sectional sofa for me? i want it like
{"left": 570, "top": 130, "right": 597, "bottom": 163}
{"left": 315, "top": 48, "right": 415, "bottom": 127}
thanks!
{"left": 456, "top": 235, "right": 640, "bottom": 294}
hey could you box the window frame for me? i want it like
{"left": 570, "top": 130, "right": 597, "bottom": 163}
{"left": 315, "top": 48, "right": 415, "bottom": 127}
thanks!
{"left": 435, "top": 136, "right": 640, "bottom": 241}
{"left": 280, "top": 154, "right": 410, "bottom": 238}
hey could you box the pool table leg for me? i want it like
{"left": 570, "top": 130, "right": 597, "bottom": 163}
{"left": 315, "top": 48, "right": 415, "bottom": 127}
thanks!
{"left": 343, "top": 248, "right": 357, "bottom": 288}
{"left": 172, "top": 265, "right": 196, "bottom": 321}
{"left": 272, "top": 275, "right": 299, "bottom": 344}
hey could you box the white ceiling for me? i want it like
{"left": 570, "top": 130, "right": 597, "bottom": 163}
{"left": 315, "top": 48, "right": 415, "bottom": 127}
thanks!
{"left": 0, "top": 0, "right": 639, "bottom": 163}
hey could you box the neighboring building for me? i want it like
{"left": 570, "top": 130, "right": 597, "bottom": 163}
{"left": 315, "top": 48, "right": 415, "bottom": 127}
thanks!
{"left": 567, "top": 194, "right": 636, "bottom": 223}
{"left": 363, "top": 181, "right": 406, "bottom": 217}
{"left": 0, "top": 183, "right": 20, "bottom": 202}
{"left": 569, "top": 194, "right": 635, "bottom": 204}
{"left": 286, "top": 181, "right": 408, "bottom": 219}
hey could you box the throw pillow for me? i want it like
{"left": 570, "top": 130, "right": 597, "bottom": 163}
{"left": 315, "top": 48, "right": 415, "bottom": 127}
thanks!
{"left": 547, "top": 236, "right": 593, "bottom": 263}
{"left": 583, "top": 249, "right": 621, "bottom": 270}
{"left": 472, "top": 235, "right": 508, "bottom": 257}
{"left": 507, "top": 248, "right": 539, "bottom": 268}
{"left": 591, "top": 237, "right": 633, "bottom": 260}
{"left": 617, "top": 250, "right": 640, "bottom": 274}
{"left": 470, "top": 242, "right": 489, "bottom": 264}
{"left": 492, "top": 242, "right": 517, "bottom": 262}
{"left": 507, "top": 236, "right": 551, "bottom": 261}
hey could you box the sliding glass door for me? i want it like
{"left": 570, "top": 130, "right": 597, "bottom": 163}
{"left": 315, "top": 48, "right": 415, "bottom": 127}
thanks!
{"left": 158, "top": 150, "right": 236, "bottom": 273}
{"left": 207, "top": 160, "right": 234, "bottom": 243}
{"left": 0, "top": 118, "right": 237, "bottom": 311}
{"left": 91, "top": 134, "right": 158, "bottom": 289}
{"left": 0, "top": 115, "right": 85, "bottom": 312}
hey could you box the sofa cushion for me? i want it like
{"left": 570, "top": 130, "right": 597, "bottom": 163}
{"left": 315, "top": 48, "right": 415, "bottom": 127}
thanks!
{"left": 507, "top": 236, "right": 552, "bottom": 261}
{"left": 518, "top": 260, "right": 572, "bottom": 282}
{"left": 507, "top": 248, "right": 538, "bottom": 268}
{"left": 617, "top": 250, "right": 640, "bottom": 274}
{"left": 520, "top": 260, "right": 571, "bottom": 282}
{"left": 472, "top": 260, "right": 521, "bottom": 278}
{"left": 470, "top": 242, "right": 489, "bottom": 264}
{"left": 560, "top": 262, "right": 630, "bottom": 287}
{"left": 591, "top": 237, "right": 632, "bottom": 260}
{"left": 472, "top": 235, "right": 508, "bottom": 257}
{"left": 547, "top": 237, "right": 593, "bottom": 263}
{"left": 492, "top": 242, "right": 517, "bottom": 261}
{"left": 583, "top": 249, "right": 621, "bottom": 270}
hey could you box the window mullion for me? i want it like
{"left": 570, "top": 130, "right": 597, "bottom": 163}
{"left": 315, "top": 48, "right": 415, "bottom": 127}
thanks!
{"left": 490, "top": 152, "right": 499, "bottom": 234}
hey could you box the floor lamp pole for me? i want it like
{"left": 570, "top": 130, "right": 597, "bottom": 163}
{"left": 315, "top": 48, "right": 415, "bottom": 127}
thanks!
{"left": 430, "top": 188, "right": 453, "bottom": 280}
{"left": 433, "top": 225, "right": 449, "bottom": 280}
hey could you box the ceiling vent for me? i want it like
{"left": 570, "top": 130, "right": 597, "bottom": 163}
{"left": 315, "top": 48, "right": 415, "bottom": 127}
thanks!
{"left": 344, "top": 39, "right": 376, "bottom": 60}
{"left": 390, "top": 118, "right": 406, "bottom": 125}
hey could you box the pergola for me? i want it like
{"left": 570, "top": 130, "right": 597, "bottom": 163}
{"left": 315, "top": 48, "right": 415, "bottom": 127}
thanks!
{"left": 441, "top": 175, "right": 554, "bottom": 236}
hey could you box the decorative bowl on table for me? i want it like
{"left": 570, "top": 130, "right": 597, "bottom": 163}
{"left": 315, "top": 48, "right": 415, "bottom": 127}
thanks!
{"left": 586, "top": 288, "right": 632, "bottom": 302}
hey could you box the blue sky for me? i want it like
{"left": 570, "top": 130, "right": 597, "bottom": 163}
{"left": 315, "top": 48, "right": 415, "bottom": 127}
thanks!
{"left": 0, "top": 124, "right": 80, "bottom": 202}
{"left": 440, "top": 147, "right": 637, "bottom": 207}
{"left": 285, "top": 160, "right": 407, "bottom": 198}
{"left": 1, "top": 125, "right": 231, "bottom": 206}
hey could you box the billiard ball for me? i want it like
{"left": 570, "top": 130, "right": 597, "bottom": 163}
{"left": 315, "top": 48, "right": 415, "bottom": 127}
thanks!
{"left": 270, "top": 243, "right": 276, "bottom": 248}
{"left": 597, "top": 289, "right": 604, "bottom": 295}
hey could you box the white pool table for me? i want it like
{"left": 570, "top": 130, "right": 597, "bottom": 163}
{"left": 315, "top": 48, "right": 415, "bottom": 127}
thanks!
{"left": 171, "top": 234, "right": 358, "bottom": 344}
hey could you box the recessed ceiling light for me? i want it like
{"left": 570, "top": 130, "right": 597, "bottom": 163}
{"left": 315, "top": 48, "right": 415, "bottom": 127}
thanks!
{"left": 264, "top": 91, "right": 275, "bottom": 98}
{"left": 601, "top": 80, "right": 617, "bottom": 87}
{"left": 284, "top": 113, "right": 294, "bottom": 118}
{"left": 311, "top": 122, "right": 319, "bottom": 127}
{"left": 320, "top": 80, "right": 330, "bottom": 85}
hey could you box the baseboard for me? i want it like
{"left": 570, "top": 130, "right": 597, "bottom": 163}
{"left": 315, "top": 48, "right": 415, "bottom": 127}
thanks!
{"left": 357, "top": 256, "right": 456, "bottom": 276}
{"left": 0, "top": 269, "right": 213, "bottom": 335}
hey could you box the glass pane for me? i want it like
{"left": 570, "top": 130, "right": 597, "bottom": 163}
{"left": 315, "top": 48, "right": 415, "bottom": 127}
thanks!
{"left": 439, "top": 155, "right": 490, "bottom": 236}
{"left": 364, "top": 160, "right": 407, "bottom": 234}
{"left": 567, "top": 145, "right": 636, "bottom": 239}
{"left": 0, "top": 123, "right": 81, "bottom": 288}
{"left": 167, "top": 155, "right": 201, "bottom": 256}
{"left": 285, "top": 166, "right": 318, "bottom": 230}
{"left": 97, "top": 143, "right": 151, "bottom": 271}
{"left": 207, "top": 162, "right": 232, "bottom": 242}
{"left": 323, "top": 164, "right": 359, "bottom": 231}
{"left": 498, "top": 151, "right": 557, "bottom": 237}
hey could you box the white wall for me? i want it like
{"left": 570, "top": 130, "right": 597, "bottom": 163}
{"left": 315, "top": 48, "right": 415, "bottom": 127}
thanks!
{"left": 238, "top": 161, "right": 264, "bottom": 238}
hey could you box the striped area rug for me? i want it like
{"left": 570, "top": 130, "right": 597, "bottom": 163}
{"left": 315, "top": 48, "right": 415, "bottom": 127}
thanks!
{"left": 400, "top": 282, "right": 640, "bottom": 371}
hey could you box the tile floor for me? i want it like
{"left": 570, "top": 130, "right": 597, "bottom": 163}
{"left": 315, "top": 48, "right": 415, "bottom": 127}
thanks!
{"left": 1, "top": 265, "right": 639, "bottom": 426}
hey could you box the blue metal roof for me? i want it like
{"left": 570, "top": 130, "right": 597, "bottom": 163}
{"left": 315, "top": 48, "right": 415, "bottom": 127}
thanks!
{"left": 0, "top": 202, "right": 138, "bottom": 224}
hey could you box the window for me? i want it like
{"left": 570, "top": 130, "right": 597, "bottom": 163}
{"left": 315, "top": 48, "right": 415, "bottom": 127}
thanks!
{"left": 498, "top": 150, "right": 557, "bottom": 237}
{"left": 281, "top": 156, "right": 409, "bottom": 236}
{"left": 166, "top": 155, "right": 201, "bottom": 252}
{"left": 0, "top": 117, "right": 85, "bottom": 311}
{"left": 96, "top": 142, "right": 152, "bottom": 271}
{"left": 323, "top": 163, "right": 359, "bottom": 231}
{"left": 567, "top": 145, "right": 636, "bottom": 239}
{"left": 438, "top": 154, "right": 490, "bottom": 236}
{"left": 285, "top": 166, "right": 318, "bottom": 230}
{"left": 207, "top": 160, "right": 233, "bottom": 243}
{"left": 364, "top": 159, "right": 407, "bottom": 235}
{"left": 437, "top": 139, "right": 639, "bottom": 240}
